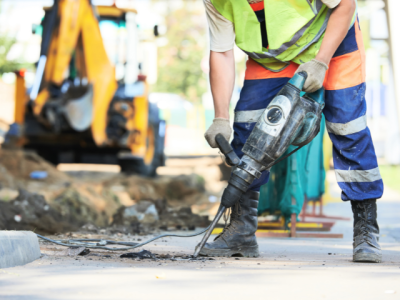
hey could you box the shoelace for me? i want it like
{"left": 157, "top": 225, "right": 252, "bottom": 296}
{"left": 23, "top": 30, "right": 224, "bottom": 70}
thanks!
{"left": 356, "top": 203, "right": 372, "bottom": 242}
{"left": 215, "top": 202, "right": 243, "bottom": 240}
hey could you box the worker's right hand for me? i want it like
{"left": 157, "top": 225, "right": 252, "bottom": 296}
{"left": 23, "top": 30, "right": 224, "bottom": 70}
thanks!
{"left": 204, "top": 118, "right": 232, "bottom": 148}
{"left": 295, "top": 59, "right": 328, "bottom": 93}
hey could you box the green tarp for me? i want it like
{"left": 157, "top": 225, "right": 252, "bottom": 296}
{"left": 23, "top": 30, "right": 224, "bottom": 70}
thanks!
{"left": 258, "top": 117, "right": 326, "bottom": 221}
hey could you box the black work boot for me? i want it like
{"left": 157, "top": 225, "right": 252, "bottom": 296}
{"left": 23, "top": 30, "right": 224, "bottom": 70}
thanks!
{"left": 351, "top": 199, "right": 382, "bottom": 263}
{"left": 199, "top": 190, "right": 259, "bottom": 257}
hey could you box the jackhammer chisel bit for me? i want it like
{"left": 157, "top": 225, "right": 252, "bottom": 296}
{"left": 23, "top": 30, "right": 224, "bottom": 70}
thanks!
{"left": 193, "top": 204, "right": 226, "bottom": 258}
{"left": 193, "top": 133, "right": 240, "bottom": 258}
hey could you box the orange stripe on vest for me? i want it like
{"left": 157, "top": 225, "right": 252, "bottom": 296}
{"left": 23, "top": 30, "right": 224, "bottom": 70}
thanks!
{"left": 250, "top": 2, "right": 264, "bottom": 11}
{"left": 245, "top": 59, "right": 298, "bottom": 80}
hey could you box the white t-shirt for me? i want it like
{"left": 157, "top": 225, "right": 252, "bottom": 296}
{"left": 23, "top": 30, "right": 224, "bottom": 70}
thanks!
{"left": 203, "top": 0, "right": 235, "bottom": 52}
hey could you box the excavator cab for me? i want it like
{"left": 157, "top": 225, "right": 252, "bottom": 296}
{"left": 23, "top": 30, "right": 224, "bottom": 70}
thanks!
{"left": 7, "top": 1, "right": 165, "bottom": 176}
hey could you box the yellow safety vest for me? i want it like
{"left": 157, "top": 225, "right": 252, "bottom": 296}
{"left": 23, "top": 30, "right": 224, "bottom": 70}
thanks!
{"left": 211, "top": 0, "right": 334, "bottom": 71}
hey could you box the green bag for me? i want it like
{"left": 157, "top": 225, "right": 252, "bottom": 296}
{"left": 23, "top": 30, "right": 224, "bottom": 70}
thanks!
{"left": 258, "top": 117, "right": 326, "bottom": 221}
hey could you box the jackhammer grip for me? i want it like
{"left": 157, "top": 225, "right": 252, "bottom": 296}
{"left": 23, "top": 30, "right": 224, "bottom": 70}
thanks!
{"left": 297, "top": 71, "right": 308, "bottom": 80}
{"left": 215, "top": 134, "right": 240, "bottom": 166}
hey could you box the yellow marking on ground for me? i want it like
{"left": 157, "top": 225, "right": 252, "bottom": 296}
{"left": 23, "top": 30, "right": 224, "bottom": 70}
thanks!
{"left": 212, "top": 222, "right": 327, "bottom": 235}
{"left": 212, "top": 228, "right": 291, "bottom": 235}
{"left": 258, "top": 222, "right": 323, "bottom": 228}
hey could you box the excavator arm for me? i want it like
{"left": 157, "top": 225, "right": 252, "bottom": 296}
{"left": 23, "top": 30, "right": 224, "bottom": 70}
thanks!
{"left": 32, "top": 0, "right": 118, "bottom": 146}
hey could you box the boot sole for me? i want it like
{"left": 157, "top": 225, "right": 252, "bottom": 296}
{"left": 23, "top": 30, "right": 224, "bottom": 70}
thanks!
{"left": 199, "top": 245, "right": 259, "bottom": 258}
{"left": 353, "top": 253, "right": 382, "bottom": 263}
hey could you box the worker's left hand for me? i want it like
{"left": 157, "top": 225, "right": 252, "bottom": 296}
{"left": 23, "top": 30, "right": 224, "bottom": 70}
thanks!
{"left": 321, "top": 0, "right": 341, "bottom": 9}
{"left": 295, "top": 59, "right": 328, "bottom": 93}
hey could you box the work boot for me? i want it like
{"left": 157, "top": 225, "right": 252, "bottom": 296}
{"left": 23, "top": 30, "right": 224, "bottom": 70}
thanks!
{"left": 351, "top": 199, "right": 382, "bottom": 263}
{"left": 199, "top": 190, "right": 259, "bottom": 257}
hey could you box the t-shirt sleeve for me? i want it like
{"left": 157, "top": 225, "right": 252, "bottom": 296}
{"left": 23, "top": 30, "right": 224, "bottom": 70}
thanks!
{"left": 203, "top": 0, "right": 235, "bottom": 52}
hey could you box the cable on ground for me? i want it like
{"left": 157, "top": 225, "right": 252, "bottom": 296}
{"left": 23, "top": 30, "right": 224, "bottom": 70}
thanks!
{"left": 36, "top": 225, "right": 211, "bottom": 251}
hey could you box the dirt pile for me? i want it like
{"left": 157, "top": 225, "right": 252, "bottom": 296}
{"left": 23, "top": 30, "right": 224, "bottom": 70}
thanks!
{"left": 0, "top": 189, "right": 76, "bottom": 234}
{"left": 50, "top": 187, "right": 118, "bottom": 228}
{"left": 0, "top": 149, "right": 71, "bottom": 188}
{"left": 0, "top": 149, "right": 120, "bottom": 229}
{"left": 112, "top": 199, "right": 209, "bottom": 233}
{"left": 0, "top": 150, "right": 213, "bottom": 234}
{"left": 108, "top": 174, "right": 211, "bottom": 233}
{"left": 106, "top": 173, "right": 207, "bottom": 209}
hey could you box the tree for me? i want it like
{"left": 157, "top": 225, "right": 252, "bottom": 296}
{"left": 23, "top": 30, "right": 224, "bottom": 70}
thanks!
{"left": 0, "top": 0, "right": 31, "bottom": 75}
{"left": 0, "top": 37, "right": 22, "bottom": 74}
{"left": 152, "top": 1, "right": 208, "bottom": 104}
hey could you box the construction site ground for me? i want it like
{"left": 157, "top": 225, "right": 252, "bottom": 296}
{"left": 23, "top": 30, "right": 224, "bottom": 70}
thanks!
{"left": 1, "top": 192, "right": 399, "bottom": 299}
{"left": 0, "top": 158, "right": 399, "bottom": 299}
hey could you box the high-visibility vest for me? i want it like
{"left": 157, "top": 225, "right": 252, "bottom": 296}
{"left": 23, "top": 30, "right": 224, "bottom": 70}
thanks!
{"left": 210, "top": 0, "right": 353, "bottom": 72}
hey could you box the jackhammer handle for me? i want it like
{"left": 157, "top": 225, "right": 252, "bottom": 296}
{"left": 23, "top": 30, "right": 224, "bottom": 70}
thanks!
{"left": 215, "top": 134, "right": 240, "bottom": 166}
{"left": 193, "top": 205, "right": 226, "bottom": 258}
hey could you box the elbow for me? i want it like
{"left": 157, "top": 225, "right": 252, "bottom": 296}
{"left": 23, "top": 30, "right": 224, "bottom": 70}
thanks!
{"left": 211, "top": 49, "right": 233, "bottom": 55}
{"left": 349, "top": 0, "right": 356, "bottom": 14}
{"left": 211, "top": 49, "right": 234, "bottom": 59}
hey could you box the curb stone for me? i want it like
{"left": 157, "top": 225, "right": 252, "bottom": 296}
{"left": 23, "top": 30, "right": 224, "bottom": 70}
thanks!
{"left": 0, "top": 231, "right": 41, "bottom": 268}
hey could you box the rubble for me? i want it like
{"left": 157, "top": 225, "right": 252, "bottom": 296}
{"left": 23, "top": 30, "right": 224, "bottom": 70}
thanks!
{"left": 0, "top": 149, "right": 215, "bottom": 235}
{"left": 105, "top": 173, "right": 208, "bottom": 209}
{"left": 50, "top": 187, "right": 117, "bottom": 228}
{"left": 112, "top": 199, "right": 210, "bottom": 233}
{"left": 120, "top": 250, "right": 214, "bottom": 261}
{"left": 62, "top": 247, "right": 90, "bottom": 256}
{"left": 0, "top": 189, "right": 76, "bottom": 234}
{"left": 121, "top": 250, "right": 156, "bottom": 259}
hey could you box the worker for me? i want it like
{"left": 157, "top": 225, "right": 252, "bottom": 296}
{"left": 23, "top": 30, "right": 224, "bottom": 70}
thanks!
{"left": 202, "top": 0, "right": 383, "bottom": 263}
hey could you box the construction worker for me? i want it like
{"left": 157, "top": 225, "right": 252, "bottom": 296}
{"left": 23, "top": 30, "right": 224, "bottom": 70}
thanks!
{"left": 202, "top": 0, "right": 383, "bottom": 263}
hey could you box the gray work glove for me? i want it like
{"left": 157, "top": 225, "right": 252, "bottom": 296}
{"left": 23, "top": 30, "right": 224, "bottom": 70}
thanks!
{"left": 204, "top": 118, "right": 232, "bottom": 148}
{"left": 295, "top": 59, "right": 328, "bottom": 93}
{"left": 321, "top": 0, "right": 341, "bottom": 9}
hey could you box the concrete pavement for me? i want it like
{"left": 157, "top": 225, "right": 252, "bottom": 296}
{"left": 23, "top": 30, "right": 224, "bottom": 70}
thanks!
{"left": 0, "top": 197, "right": 399, "bottom": 300}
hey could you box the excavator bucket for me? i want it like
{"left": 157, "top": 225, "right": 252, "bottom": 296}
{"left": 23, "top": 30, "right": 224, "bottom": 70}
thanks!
{"left": 64, "top": 84, "right": 94, "bottom": 132}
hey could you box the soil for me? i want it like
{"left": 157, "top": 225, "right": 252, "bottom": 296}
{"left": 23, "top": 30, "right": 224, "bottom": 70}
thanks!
{"left": 0, "top": 189, "right": 76, "bottom": 234}
{"left": 0, "top": 150, "right": 217, "bottom": 235}
{"left": 0, "top": 149, "right": 71, "bottom": 188}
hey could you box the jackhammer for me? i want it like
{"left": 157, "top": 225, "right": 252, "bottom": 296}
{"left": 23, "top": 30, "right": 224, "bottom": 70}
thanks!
{"left": 193, "top": 72, "right": 325, "bottom": 257}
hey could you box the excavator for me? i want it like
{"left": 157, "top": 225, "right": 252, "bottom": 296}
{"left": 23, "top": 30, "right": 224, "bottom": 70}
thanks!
{"left": 6, "top": 0, "right": 165, "bottom": 176}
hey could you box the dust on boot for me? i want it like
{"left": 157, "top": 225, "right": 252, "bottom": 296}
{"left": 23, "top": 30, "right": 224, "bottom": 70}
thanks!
{"left": 199, "top": 190, "right": 259, "bottom": 257}
{"left": 351, "top": 199, "right": 382, "bottom": 263}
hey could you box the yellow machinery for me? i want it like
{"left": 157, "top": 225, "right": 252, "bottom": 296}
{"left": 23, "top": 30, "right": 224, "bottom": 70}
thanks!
{"left": 7, "top": 0, "right": 165, "bottom": 176}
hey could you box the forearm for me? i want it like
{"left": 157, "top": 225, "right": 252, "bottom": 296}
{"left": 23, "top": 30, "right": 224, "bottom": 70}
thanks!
{"left": 316, "top": 0, "right": 356, "bottom": 65}
{"left": 210, "top": 50, "right": 235, "bottom": 119}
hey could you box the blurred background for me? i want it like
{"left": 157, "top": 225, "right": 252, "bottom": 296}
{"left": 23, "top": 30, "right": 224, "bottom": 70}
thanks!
{"left": 0, "top": 0, "right": 399, "bottom": 237}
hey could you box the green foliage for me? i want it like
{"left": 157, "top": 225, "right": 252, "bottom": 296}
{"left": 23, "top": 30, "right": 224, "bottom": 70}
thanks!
{"left": 379, "top": 165, "right": 400, "bottom": 193}
{"left": 0, "top": 36, "right": 21, "bottom": 75}
{"left": 152, "top": 4, "right": 208, "bottom": 103}
{"left": 0, "top": 0, "right": 31, "bottom": 75}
